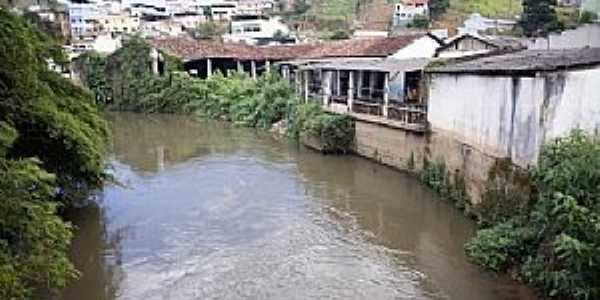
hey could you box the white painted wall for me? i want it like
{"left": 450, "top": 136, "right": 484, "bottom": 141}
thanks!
{"left": 428, "top": 67, "right": 600, "bottom": 167}
{"left": 390, "top": 36, "right": 440, "bottom": 59}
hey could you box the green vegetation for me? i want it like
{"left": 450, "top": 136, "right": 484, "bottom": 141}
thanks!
{"left": 420, "top": 158, "right": 469, "bottom": 210}
{"left": 78, "top": 38, "right": 354, "bottom": 153}
{"left": 467, "top": 131, "right": 600, "bottom": 300}
{"left": 189, "top": 21, "right": 227, "bottom": 40}
{"left": 0, "top": 10, "right": 109, "bottom": 299}
{"left": 520, "top": 0, "right": 562, "bottom": 36}
{"left": 579, "top": 10, "right": 599, "bottom": 24}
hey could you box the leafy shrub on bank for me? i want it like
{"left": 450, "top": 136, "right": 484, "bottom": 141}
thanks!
{"left": 80, "top": 39, "right": 355, "bottom": 153}
{"left": 466, "top": 131, "right": 600, "bottom": 300}
{"left": 1, "top": 11, "right": 109, "bottom": 299}
{"left": 288, "top": 101, "right": 354, "bottom": 153}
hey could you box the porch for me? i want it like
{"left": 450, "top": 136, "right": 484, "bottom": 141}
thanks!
{"left": 301, "top": 59, "right": 430, "bottom": 132}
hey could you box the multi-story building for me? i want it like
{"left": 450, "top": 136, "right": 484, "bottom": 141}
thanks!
{"left": 68, "top": 1, "right": 101, "bottom": 38}
{"left": 224, "top": 15, "right": 290, "bottom": 44}
{"left": 393, "top": 0, "right": 429, "bottom": 27}
{"left": 96, "top": 12, "right": 141, "bottom": 34}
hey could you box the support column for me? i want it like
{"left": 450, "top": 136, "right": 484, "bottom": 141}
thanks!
{"left": 251, "top": 60, "right": 257, "bottom": 80}
{"left": 150, "top": 48, "right": 159, "bottom": 75}
{"left": 323, "top": 70, "right": 331, "bottom": 107}
{"left": 383, "top": 72, "right": 389, "bottom": 118}
{"left": 303, "top": 70, "right": 309, "bottom": 103}
{"left": 336, "top": 70, "right": 341, "bottom": 96}
{"left": 357, "top": 71, "right": 363, "bottom": 98}
{"left": 206, "top": 58, "right": 212, "bottom": 77}
{"left": 348, "top": 71, "right": 354, "bottom": 113}
{"left": 237, "top": 60, "right": 243, "bottom": 73}
{"left": 265, "top": 60, "right": 271, "bottom": 73}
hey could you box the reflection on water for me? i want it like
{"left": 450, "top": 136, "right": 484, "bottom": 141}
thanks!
{"left": 57, "top": 112, "right": 535, "bottom": 300}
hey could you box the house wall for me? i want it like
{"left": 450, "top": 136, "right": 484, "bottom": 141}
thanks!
{"left": 427, "top": 67, "right": 600, "bottom": 167}
{"left": 391, "top": 36, "right": 440, "bottom": 59}
{"left": 526, "top": 24, "right": 600, "bottom": 50}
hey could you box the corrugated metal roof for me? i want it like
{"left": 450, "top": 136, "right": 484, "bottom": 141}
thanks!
{"left": 428, "top": 48, "right": 600, "bottom": 74}
{"left": 300, "top": 58, "right": 431, "bottom": 73}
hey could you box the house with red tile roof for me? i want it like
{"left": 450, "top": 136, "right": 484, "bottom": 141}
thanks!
{"left": 149, "top": 34, "right": 431, "bottom": 78}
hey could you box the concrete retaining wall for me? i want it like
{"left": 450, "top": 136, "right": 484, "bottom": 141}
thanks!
{"left": 353, "top": 120, "right": 497, "bottom": 203}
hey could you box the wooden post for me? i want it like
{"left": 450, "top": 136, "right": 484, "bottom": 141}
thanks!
{"left": 348, "top": 71, "right": 354, "bottom": 113}
{"left": 383, "top": 72, "right": 389, "bottom": 118}
{"left": 206, "top": 58, "right": 212, "bottom": 77}
{"left": 265, "top": 60, "right": 271, "bottom": 73}
{"left": 251, "top": 60, "right": 257, "bottom": 80}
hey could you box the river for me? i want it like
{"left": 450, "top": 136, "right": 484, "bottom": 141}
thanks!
{"left": 57, "top": 112, "right": 535, "bottom": 300}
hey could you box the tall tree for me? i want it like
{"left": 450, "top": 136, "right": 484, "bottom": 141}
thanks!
{"left": 520, "top": 0, "right": 562, "bottom": 37}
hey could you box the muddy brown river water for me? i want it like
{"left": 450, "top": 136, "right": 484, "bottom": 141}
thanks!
{"left": 56, "top": 112, "right": 536, "bottom": 300}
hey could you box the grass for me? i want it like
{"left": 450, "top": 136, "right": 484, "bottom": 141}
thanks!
{"left": 450, "top": 0, "right": 522, "bottom": 19}
{"left": 308, "top": 0, "right": 356, "bottom": 19}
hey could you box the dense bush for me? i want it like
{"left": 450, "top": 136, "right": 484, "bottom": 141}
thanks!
{"left": 1, "top": 10, "right": 109, "bottom": 299}
{"left": 80, "top": 39, "right": 355, "bottom": 153}
{"left": 467, "top": 131, "right": 600, "bottom": 300}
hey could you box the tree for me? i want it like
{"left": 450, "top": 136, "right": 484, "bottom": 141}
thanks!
{"left": 0, "top": 10, "right": 109, "bottom": 299}
{"left": 190, "top": 21, "right": 225, "bottom": 40}
{"left": 429, "top": 0, "right": 450, "bottom": 20}
{"left": 579, "top": 10, "right": 598, "bottom": 24}
{"left": 520, "top": 0, "right": 563, "bottom": 37}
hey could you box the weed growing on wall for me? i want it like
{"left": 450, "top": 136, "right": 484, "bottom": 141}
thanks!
{"left": 420, "top": 157, "right": 469, "bottom": 209}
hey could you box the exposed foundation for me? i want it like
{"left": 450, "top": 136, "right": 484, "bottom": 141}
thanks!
{"left": 352, "top": 120, "right": 500, "bottom": 204}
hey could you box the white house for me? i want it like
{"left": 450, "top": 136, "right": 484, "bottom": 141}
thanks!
{"left": 393, "top": 0, "right": 429, "bottom": 27}
{"left": 68, "top": 1, "right": 101, "bottom": 38}
{"left": 426, "top": 48, "right": 600, "bottom": 167}
{"left": 223, "top": 15, "right": 290, "bottom": 44}
{"left": 458, "top": 13, "right": 517, "bottom": 35}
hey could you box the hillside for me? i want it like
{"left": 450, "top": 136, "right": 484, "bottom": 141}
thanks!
{"left": 434, "top": 0, "right": 522, "bottom": 32}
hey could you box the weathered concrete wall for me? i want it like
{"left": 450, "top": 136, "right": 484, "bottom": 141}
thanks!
{"left": 353, "top": 120, "right": 497, "bottom": 203}
{"left": 352, "top": 67, "right": 600, "bottom": 204}
{"left": 428, "top": 67, "right": 600, "bottom": 167}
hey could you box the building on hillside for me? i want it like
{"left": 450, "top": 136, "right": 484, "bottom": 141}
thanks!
{"left": 27, "top": 4, "right": 71, "bottom": 40}
{"left": 435, "top": 34, "right": 525, "bottom": 58}
{"left": 235, "top": 0, "right": 275, "bottom": 15}
{"left": 458, "top": 13, "right": 517, "bottom": 35}
{"left": 557, "top": 0, "right": 582, "bottom": 7}
{"left": 581, "top": 0, "right": 600, "bottom": 14}
{"left": 172, "top": 12, "right": 208, "bottom": 30}
{"left": 392, "top": 0, "right": 429, "bottom": 27}
{"left": 207, "top": 0, "right": 237, "bottom": 21}
{"left": 68, "top": 1, "right": 101, "bottom": 38}
{"left": 426, "top": 48, "right": 600, "bottom": 167}
{"left": 141, "top": 19, "right": 186, "bottom": 37}
{"left": 96, "top": 12, "right": 141, "bottom": 34}
{"left": 526, "top": 24, "right": 600, "bottom": 49}
{"left": 223, "top": 15, "right": 291, "bottom": 45}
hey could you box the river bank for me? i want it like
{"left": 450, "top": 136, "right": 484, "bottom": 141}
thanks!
{"left": 57, "top": 112, "right": 537, "bottom": 300}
